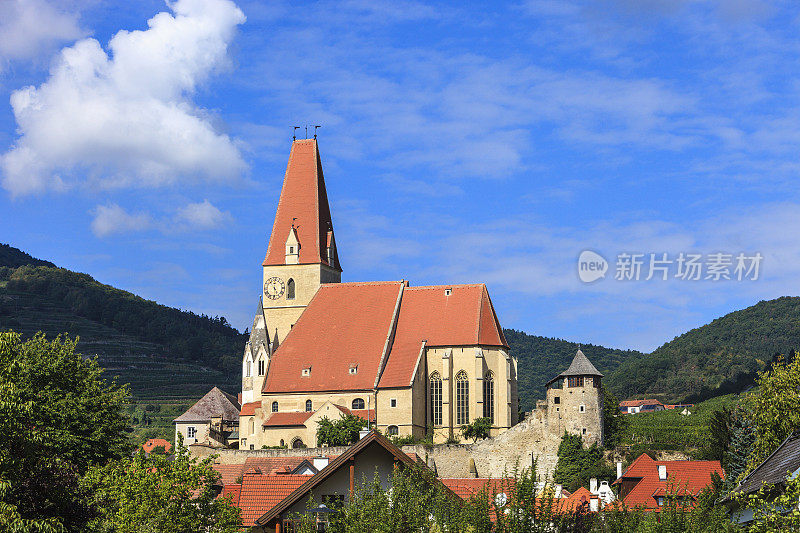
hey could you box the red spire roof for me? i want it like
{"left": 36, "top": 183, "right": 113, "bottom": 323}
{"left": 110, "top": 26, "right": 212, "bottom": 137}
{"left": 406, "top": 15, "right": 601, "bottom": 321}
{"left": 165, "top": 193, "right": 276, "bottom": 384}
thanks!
{"left": 262, "top": 139, "right": 341, "bottom": 271}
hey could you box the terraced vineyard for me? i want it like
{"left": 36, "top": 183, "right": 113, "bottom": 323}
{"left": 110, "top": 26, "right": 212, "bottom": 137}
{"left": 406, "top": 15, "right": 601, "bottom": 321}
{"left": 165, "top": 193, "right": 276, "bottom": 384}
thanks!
{"left": 616, "top": 394, "right": 740, "bottom": 451}
{"left": 124, "top": 398, "right": 199, "bottom": 444}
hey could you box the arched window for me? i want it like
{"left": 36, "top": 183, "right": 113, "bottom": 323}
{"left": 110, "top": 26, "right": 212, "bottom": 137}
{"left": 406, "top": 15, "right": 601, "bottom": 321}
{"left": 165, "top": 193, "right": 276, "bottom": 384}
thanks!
{"left": 271, "top": 401, "right": 278, "bottom": 412}
{"left": 483, "top": 371, "right": 494, "bottom": 422}
{"left": 249, "top": 417, "right": 255, "bottom": 435}
{"left": 287, "top": 278, "right": 295, "bottom": 300}
{"left": 456, "top": 370, "right": 469, "bottom": 425}
{"left": 387, "top": 425, "right": 399, "bottom": 436}
{"left": 430, "top": 372, "right": 442, "bottom": 426}
{"left": 280, "top": 439, "right": 285, "bottom": 447}
{"left": 292, "top": 437, "right": 305, "bottom": 448}
{"left": 352, "top": 398, "right": 365, "bottom": 410}
{"left": 305, "top": 399, "right": 313, "bottom": 412}
{"left": 246, "top": 360, "right": 251, "bottom": 377}
{"left": 258, "top": 358, "right": 265, "bottom": 376}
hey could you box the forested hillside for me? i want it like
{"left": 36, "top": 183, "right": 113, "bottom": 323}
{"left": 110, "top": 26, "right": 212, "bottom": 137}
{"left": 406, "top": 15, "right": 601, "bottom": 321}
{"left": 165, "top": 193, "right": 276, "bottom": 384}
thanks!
{"left": 605, "top": 297, "right": 800, "bottom": 403}
{"left": 504, "top": 329, "right": 643, "bottom": 411}
{"left": 0, "top": 244, "right": 244, "bottom": 398}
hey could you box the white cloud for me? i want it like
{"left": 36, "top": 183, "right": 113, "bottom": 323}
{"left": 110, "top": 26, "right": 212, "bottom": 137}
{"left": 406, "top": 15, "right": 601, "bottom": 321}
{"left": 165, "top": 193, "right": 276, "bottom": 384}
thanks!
{"left": 175, "top": 199, "right": 230, "bottom": 230}
{"left": 1, "top": 0, "right": 247, "bottom": 197}
{"left": 91, "top": 204, "right": 152, "bottom": 237}
{"left": 0, "top": 0, "right": 85, "bottom": 66}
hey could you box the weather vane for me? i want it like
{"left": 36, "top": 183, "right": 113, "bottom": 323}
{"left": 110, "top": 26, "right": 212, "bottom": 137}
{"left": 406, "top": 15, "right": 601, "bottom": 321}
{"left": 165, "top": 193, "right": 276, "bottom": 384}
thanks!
{"left": 293, "top": 126, "right": 300, "bottom": 141}
{"left": 313, "top": 125, "right": 321, "bottom": 139}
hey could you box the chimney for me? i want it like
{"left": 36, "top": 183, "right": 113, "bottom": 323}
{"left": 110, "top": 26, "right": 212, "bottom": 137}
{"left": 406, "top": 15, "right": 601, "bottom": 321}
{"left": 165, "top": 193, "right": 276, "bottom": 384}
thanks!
{"left": 658, "top": 465, "right": 667, "bottom": 480}
{"left": 590, "top": 496, "right": 599, "bottom": 512}
{"left": 313, "top": 456, "right": 329, "bottom": 471}
{"left": 590, "top": 478, "right": 598, "bottom": 494}
{"left": 616, "top": 461, "right": 623, "bottom": 479}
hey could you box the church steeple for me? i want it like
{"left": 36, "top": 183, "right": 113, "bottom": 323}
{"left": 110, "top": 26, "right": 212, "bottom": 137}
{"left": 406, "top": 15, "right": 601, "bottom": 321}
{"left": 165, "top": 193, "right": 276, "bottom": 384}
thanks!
{"left": 263, "top": 139, "right": 341, "bottom": 271}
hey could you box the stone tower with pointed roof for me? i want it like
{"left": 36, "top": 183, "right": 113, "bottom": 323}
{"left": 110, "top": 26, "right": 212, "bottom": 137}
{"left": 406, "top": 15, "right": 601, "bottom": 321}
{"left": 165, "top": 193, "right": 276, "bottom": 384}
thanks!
{"left": 542, "top": 349, "right": 604, "bottom": 446}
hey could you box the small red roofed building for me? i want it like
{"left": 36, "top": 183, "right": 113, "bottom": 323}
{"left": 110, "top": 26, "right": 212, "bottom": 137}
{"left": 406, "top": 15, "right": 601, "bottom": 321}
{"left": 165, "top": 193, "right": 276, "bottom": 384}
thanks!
{"left": 141, "top": 438, "right": 172, "bottom": 455}
{"left": 613, "top": 454, "right": 724, "bottom": 511}
{"left": 235, "top": 139, "right": 519, "bottom": 448}
{"left": 619, "top": 399, "right": 665, "bottom": 414}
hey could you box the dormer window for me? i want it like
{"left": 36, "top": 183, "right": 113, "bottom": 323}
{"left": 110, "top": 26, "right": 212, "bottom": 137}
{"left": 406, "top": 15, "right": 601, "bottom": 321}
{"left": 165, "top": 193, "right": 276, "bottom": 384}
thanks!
{"left": 349, "top": 365, "right": 358, "bottom": 375}
{"left": 302, "top": 367, "right": 311, "bottom": 377}
{"left": 289, "top": 246, "right": 294, "bottom": 253}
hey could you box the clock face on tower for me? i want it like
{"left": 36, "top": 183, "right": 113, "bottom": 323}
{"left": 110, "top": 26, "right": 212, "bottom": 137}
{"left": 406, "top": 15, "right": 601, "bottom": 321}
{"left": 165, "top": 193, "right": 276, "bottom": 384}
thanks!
{"left": 264, "top": 277, "right": 285, "bottom": 299}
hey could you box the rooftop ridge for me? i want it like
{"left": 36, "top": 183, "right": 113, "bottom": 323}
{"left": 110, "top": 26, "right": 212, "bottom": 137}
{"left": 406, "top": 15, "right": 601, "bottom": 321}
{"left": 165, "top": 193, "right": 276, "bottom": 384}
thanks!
{"left": 405, "top": 283, "right": 486, "bottom": 290}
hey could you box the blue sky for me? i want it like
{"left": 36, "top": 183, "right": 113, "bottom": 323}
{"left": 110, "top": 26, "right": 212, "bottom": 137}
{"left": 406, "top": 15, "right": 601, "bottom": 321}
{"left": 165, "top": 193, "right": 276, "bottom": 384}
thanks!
{"left": 2, "top": 0, "right": 799, "bottom": 352}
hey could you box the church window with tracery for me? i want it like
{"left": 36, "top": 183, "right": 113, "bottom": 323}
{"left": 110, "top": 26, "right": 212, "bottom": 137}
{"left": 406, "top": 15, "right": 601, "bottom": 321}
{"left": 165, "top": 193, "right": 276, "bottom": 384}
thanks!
{"left": 456, "top": 371, "right": 469, "bottom": 425}
{"left": 430, "top": 372, "right": 442, "bottom": 426}
{"left": 483, "top": 371, "right": 494, "bottom": 422}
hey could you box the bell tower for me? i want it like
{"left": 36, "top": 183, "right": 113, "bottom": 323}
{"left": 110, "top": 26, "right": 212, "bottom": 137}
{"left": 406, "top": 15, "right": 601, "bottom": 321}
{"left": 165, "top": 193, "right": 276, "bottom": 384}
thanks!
{"left": 259, "top": 139, "right": 342, "bottom": 345}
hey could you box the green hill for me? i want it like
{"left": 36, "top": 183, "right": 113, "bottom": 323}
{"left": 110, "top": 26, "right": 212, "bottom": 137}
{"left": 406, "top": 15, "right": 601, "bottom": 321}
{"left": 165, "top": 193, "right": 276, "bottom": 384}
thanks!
{"left": 605, "top": 297, "right": 800, "bottom": 403}
{"left": 0, "top": 244, "right": 244, "bottom": 399}
{"left": 504, "top": 329, "right": 643, "bottom": 411}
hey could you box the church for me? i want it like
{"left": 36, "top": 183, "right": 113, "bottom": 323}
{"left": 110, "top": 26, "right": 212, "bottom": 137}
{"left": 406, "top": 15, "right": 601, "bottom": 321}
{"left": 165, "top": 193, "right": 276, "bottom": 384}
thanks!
{"left": 237, "top": 139, "right": 519, "bottom": 448}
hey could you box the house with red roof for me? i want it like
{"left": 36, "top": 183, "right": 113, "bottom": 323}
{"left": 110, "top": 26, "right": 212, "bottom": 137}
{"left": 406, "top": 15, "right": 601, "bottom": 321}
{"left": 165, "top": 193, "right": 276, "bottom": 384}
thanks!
{"left": 613, "top": 454, "right": 724, "bottom": 511}
{"left": 141, "top": 438, "right": 172, "bottom": 455}
{"left": 217, "top": 430, "right": 458, "bottom": 532}
{"left": 619, "top": 399, "right": 666, "bottom": 414}
{"left": 230, "top": 139, "right": 519, "bottom": 448}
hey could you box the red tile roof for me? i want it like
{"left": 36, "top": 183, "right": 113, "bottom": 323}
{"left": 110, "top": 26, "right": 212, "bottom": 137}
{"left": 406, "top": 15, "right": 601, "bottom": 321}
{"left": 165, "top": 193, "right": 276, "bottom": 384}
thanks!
{"left": 220, "top": 484, "right": 241, "bottom": 506}
{"left": 614, "top": 454, "right": 724, "bottom": 510}
{"left": 238, "top": 474, "right": 309, "bottom": 526}
{"left": 240, "top": 401, "right": 261, "bottom": 416}
{"left": 263, "top": 281, "right": 404, "bottom": 393}
{"left": 262, "top": 411, "right": 315, "bottom": 427}
{"left": 212, "top": 457, "right": 336, "bottom": 487}
{"left": 561, "top": 487, "right": 594, "bottom": 512}
{"left": 378, "top": 284, "right": 507, "bottom": 388}
{"left": 142, "top": 438, "right": 172, "bottom": 454}
{"left": 439, "top": 478, "right": 514, "bottom": 500}
{"left": 619, "top": 399, "right": 664, "bottom": 408}
{"left": 333, "top": 404, "right": 376, "bottom": 422}
{"left": 262, "top": 281, "right": 508, "bottom": 393}
{"left": 213, "top": 464, "right": 247, "bottom": 485}
{"left": 262, "top": 139, "right": 340, "bottom": 271}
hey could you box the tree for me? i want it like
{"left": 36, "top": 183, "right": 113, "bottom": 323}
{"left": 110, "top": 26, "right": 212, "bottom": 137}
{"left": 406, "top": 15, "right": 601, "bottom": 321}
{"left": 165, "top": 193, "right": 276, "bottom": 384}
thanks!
{"left": 316, "top": 415, "right": 368, "bottom": 447}
{"left": 461, "top": 417, "right": 492, "bottom": 443}
{"left": 601, "top": 387, "right": 628, "bottom": 447}
{"left": 552, "top": 433, "right": 612, "bottom": 493}
{"left": 0, "top": 331, "right": 130, "bottom": 530}
{"left": 82, "top": 442, "right": 241, "bottom": 533}
{"left": 744, "top": 353, "right": 800, "bottom": 471}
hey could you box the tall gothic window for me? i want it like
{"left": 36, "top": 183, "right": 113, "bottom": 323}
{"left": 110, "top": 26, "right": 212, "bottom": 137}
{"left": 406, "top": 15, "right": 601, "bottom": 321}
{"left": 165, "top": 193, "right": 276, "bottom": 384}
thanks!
{"left": 456, "top": 370, "right": 469, "bottom": 425}
{"left": 258, "top": 359, "right": 265, "bottom": 376}
{"left": 305, "top": 399, "right": 313, "bottom": 412}
{"left": 287, "top": 278, "right": 295, "bottom": 300}
{"left": 246, "top": 360, "right": 251, "bottom": 377}
{"left": 352, "top": 398, "right": 365, "bottom": 410}
{"left": 430, "top": 372, "right": 442, "bottom": 426}
{"left": 483, "top": 371, "right": 494, "bottom": 422}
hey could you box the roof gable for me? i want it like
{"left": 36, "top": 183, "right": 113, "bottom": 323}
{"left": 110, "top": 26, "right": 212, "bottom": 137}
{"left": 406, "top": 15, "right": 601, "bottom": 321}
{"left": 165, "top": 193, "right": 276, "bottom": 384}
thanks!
{"left": 173, "top": 387, "right": 240, "bottom": 423}
{"left": 378, "top": 284, "right": 507, "bottom": 388}
{"left": 616, "top": 454, "right": 723, "bottom": 509}
{"left": 256, "top": 431, "right": 449, "bottom": 526}
{"left": 733, "top": 431, "right": 800, "bottom": 495}
{"left": 262, "top": 281, "right": 403, "bottom": 394}
{"left": 262, "top": 139, "right": 341, "bottom": 271}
